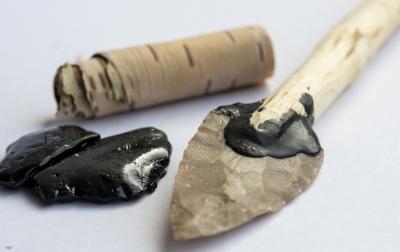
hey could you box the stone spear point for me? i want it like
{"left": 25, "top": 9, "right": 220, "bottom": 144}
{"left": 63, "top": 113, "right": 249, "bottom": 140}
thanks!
{"left": 170, "top": 0, "right": 400, "bottom": 240}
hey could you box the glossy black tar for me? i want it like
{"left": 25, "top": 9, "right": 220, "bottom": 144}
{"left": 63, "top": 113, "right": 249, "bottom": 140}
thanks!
{"left": 215, "top": 93, "right": 321, "bottom": 158}
{"left": 0, "top": 126, "right": 99, "bottom": 188}
{"left": 33, "top": 127, "right": 172, "bottom": 203}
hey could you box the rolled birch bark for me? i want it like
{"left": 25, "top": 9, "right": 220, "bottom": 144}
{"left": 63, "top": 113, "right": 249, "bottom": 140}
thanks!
{"left": 54, "top": 26, "right": 275, "bottom": 118}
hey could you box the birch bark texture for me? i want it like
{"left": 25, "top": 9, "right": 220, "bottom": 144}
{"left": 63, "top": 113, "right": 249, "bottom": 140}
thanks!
{"left": 54, "top": 26, "right": 274, "bottom": 118}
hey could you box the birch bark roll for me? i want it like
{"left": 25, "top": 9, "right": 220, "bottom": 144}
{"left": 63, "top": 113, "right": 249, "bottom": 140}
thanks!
{"left": 54, "top": 26, "right": 275, "bottom": 118}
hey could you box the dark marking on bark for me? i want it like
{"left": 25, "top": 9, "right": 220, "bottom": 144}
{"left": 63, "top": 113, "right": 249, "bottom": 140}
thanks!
{"left": 128, "top": 76, "right": 135, "bottom": 90}
{"left": 98, "top": 73, "right": 108, "bottom": 90}
{"left": 89, "top": 76, "right": 96, "bottom": 91}
{"left": 205, "top": 79, "right": 212, "bottom": 94}
{"left": 87, "top": 92, "right": 94, "bottom": 103}
{"left": 147, "top": 45, "right": 159, "bottom": 62}
{"left": 95, "top": 55, "right": 107, "bottom": 69}
{"left": 183, "top": 44, "right": 194, "bottom": 67}
{"left": 73, "top": 65, "right": 90, "bottom": 113}
{"left": 95, "top": 57, "right": 113, "bottom": 91}
{"left": 225, "top": 31, "right": 236, "bottom": 43}
{"left": 93, "top": 54, "right": 127, "bottom": 96}
{"left": 257, "top": 42, "right": 265, "bottom": 62}
{"left": 54, "top": 67, "right": 74, "bottom": 115}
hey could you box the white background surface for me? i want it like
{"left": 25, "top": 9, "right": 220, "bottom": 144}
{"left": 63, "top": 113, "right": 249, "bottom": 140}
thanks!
{"left": 0, "top": 0, "right": 399, "bottom": 251}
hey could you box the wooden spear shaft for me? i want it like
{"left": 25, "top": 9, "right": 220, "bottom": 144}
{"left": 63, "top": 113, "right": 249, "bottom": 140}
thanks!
{"left": 252, "top": 0, "right": 400, "bottom": 128}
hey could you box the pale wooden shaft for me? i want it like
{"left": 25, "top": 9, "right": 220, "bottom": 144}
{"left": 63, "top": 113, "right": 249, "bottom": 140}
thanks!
{"left": 252, "top": 0, "right": 400, "bottom": 126}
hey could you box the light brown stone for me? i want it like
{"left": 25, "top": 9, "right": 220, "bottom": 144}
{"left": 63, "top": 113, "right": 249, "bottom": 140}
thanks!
{"left": 170, "top": 112, "right": 324, "bottom": 240}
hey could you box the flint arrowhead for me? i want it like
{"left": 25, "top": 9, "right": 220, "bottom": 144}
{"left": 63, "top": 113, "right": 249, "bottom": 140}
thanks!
{"left": 170, "top": 112, "right": 323, "bottom": 240}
